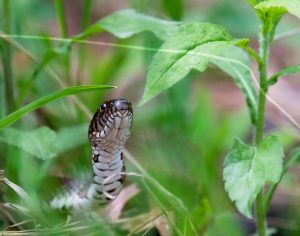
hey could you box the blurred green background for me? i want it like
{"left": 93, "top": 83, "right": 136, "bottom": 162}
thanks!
{"left": 1, "top": 0, "right": 300, "bottom": 235}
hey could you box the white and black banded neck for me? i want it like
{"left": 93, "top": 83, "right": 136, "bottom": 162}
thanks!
{"left": 50, "top": 99, "right": 133, "bottom": 210}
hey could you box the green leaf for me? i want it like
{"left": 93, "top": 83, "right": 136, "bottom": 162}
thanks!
{"left": 255, "top": 0, "right": 300, "bottom": 19}
{"left": 255, "top": 1, "right": 291, "bottom": 43}
{"left": 224, "top": 138, "right": 263, "bottom": 218}
{"left": 139, "top": 22, "right": 233, "bottom": 105}
{"left": 0, "top": 85, "right": 114, "bottom": 130}
{"left": 74, "top": 9, "right": 180, "bottom": 41}
{"left": 1, "top": 125, "right": 88, "bottom": 160}
{"left": 235, "top": 38, "right": 261, "bottom": 65}
{"left": 1, "top": 127, "right": 57, "bottom": 160}
{"left": 0, "top": 124, "right": 90, "bottom": 160}
{"left": 224, "top": 136, "right": 284, "bottom": 218}
{"left": 139, "top": 23, "right": 257, "bottom": 118}
{"left": 268, "top": 64, "right": 300, "bottom": 86}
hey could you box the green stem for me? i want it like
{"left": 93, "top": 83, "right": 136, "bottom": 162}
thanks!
{"left": 1, "top": 0, "right": 15, "bottom": 114}
{"left": 255, "top": 24, "right": 270, "bottom": 236}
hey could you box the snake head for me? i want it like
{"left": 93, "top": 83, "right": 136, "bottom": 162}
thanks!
{"left": 88, "top": 99, "right": 133, "bottom": 145}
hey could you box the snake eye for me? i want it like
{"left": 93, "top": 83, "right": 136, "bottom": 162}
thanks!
{"left": 100, "top": 103, "right": 107, "bottom": 111}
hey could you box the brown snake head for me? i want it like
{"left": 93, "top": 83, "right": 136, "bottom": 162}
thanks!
{"left": 88, "top": 99, "right": 133, "bottom": 147}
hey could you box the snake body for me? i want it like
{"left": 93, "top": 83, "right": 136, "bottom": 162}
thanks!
{"left": 50, "top": 99, "right": 133, "bottom": 210}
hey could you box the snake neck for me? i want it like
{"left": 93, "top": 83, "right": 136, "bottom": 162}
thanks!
{"left": 50, "top": 99, "right": 132, "bottom": 211}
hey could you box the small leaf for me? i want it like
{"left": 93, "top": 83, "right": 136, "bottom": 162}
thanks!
{"left": 1, "top": 127, "right": 57, "bottom": 160}
{"left": 224, "top": 136, "right": 284, "bottom": 218}
{"left": 0, "top": 85, "right": 114, "bottom": 130}
{"left": 224, "top": 138, "right": 263, "bottom": 218}
{"left": 268, "top": 64, "right": 300, "bottom": 86}
{"left": 255, "top": 0, "right": 300, "bottom": 19}
{"left": 75, "top": 9, "right": 180, "bottom": 41}
{"left": 235, "top": 38, "right": 261, "bottom": 65}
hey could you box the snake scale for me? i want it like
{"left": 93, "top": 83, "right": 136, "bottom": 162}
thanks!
{"left": 50, "top": 99, "right": 133, "bottom": 210}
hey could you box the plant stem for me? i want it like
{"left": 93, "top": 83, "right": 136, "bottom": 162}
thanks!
{"left": 1, "top": 0, "right": 15, "bottom": 114}
{"left": 255, "top": 24, "right": 270, "bottom": 236}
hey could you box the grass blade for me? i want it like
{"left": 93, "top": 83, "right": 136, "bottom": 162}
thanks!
{"left": 0, "top": 85, "right": 114, "bottom": 130}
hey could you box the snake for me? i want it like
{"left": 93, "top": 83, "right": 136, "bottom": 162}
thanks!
{"left": 50, "top": 99, "right": 133, "bottom": 210}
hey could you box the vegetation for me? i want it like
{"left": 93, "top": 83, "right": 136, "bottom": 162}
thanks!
{"left": 1, "top": 0, "right": 300, "bottom": 235}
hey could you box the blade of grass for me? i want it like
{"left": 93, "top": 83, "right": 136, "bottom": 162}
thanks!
{"left": 1, "top": 0, "right": 15, "bottom": 113}
{"left": 0, "top": 85, "right": 115, "bottom": 130}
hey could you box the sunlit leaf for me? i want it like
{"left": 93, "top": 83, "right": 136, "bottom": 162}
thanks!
{"left": 139, "top": 22, "right": 257, "bottom": 119}
{"left": 75, "top": 9, "right": 180, "bottom": 41}
{"left": 224, "top": 136, "right": 284, "bottom": 218}
{"left": 139, "top": 23, "right": 232, "bottom": 105}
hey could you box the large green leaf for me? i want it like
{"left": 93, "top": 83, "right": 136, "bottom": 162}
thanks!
{"left": 0, "top": 85, "right": 114, "bottom": 130}
{"left": 1, "top": 127, "right": 57, "bottom": 160}
{"left": 224, "top": 136, "right": 284, "bottom": 218}
{"left": 0, "top": 124, "right": 89, "bottom": 160}
{"left": 255, "top": 0, "right": 300, "bottom": 19}
{"left": 75, "top": 9, "right": 180, "bottom": 41}
{"left": 223, "top": 139, "right": 263, "bottom": 218}
{"left": 139, "top": 23, "right": 232, "bottom": 105}
{"left": 139, "top": 22, "right": 257, "bottom": 121}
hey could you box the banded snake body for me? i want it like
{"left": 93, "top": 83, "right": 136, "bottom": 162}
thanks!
{"left": 51, "top": 99, "right": 133, "bottom": 210}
